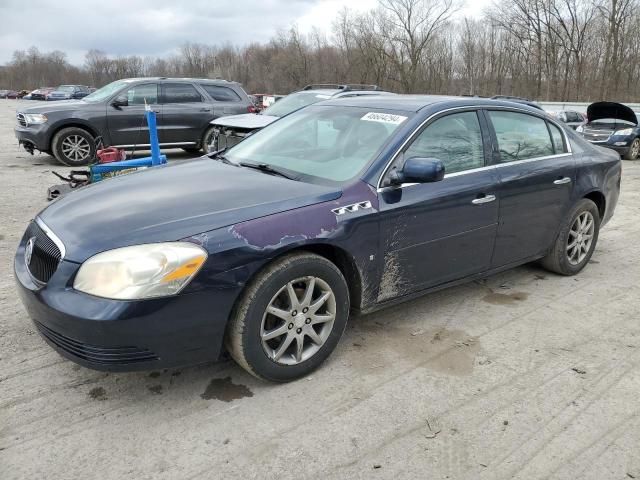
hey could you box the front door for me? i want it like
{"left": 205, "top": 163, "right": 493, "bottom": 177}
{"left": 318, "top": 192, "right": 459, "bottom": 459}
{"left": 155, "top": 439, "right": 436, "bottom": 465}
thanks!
{"left": 106, "top": 83, "right": 160, "bottom": 147}
{"left": 485, "top": 110, "right": 576, "bottom": 267}
{"left": 377, "top": 110, "right": 499, "bottom": 302}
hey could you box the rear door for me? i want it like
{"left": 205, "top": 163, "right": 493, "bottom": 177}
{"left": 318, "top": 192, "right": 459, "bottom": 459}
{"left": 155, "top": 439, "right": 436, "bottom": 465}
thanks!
{"left": 159, "top": 82, "right": 212, "bottom": 145}
{"left": 486, "top": 109, "right": 575, "bottom": 267}
{"left": 106, "top": 83, "right": 160, "bottom": 147}
{"left": 377, "top": 109, "right": 500, "bottom": 301}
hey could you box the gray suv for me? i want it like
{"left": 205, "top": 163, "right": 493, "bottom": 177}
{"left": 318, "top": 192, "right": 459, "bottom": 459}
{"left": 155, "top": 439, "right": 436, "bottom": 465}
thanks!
{"left": 14, "top": 77, "right": 254, "bottom": 166}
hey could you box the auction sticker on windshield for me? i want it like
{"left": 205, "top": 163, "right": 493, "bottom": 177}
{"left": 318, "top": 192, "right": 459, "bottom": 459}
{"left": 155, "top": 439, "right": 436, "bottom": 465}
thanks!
{"left": 361, "top": 112, "right": 407, "bottom": 125}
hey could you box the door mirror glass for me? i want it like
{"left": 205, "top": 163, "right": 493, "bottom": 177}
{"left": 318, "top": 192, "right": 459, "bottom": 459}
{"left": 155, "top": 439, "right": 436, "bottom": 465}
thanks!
{"left": 111, "top": 95, "right": 128, "bottom": 108}
{"left": 389, "top": 157, "right": 445, "bottom": 186}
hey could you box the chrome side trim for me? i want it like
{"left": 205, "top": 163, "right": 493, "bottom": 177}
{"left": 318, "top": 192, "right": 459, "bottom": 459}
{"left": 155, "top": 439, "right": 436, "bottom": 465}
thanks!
{"left": 376, "top": 105, "right": 574, "bottom": 192}
{"left": 35, "top": 217, "right": 66, "bottom": 261}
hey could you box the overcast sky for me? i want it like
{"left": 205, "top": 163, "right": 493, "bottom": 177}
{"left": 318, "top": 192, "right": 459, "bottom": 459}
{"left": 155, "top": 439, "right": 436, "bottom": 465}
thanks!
{"left": 0, "top": 0, "right": 489, "bottom": 65}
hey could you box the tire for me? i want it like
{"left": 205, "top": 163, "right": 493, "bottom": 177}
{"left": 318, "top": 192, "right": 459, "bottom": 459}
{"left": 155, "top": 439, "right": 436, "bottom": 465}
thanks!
{"left": 201, "top": 126, "right": 217, "bottom": 154}
{"left": 51, "top": 127, "right": 96, "bottom": 166}
{"left": 226, "top": 252, "right": 350, "bottom": 382}
{"left": 541, "top": 198, "right": 600, "bottom": 276}
{"left": 623, "top": 138, "right": 640, "bottom": 160}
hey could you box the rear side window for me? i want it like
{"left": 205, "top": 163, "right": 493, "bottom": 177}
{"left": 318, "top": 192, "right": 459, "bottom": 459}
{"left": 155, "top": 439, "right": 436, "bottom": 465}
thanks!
{"left": 404, "top": 111, "right": 485, "bottom": 174}
{"left": 125, "top": 84, "right": 158, "bottom": 105}
{"left": 162, "top": 83, "right": 202, "bottom": 103}
{"left": 548, "top": 122, "right": 568, "bottom": 154}
{"left": 202, "top": 85, "right": 242, "bottom": 102}
{"left": 488, "top": 111, "right": 554, "bottom": 162}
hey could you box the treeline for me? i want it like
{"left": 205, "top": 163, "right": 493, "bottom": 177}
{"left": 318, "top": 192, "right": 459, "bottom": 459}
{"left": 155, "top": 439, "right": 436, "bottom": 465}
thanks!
{"left": 1, "top": 0, "right": 640, "bottom": 102}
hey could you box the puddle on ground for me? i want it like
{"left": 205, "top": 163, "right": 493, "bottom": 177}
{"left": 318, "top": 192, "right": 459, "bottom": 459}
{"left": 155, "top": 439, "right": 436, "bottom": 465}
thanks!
{"left": 347, "top": 321, "right": 482, "bottom": 377}
{"left": 148, "top": 385, "right": 163, "bottom": 394}
{"left": 483, "top": 291, "right": 529, "bottom": 305}
{"left": 201, "top": 376, "right": 253, "bottom": 402}
{"left": 89, "top": 386, "right": 106, "bottom": 400}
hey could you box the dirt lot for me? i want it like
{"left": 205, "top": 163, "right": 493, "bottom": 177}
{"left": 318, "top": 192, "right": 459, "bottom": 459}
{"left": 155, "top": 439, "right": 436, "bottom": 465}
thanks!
{"left": 1, "top": 98, "right": 639, "bottom": 480}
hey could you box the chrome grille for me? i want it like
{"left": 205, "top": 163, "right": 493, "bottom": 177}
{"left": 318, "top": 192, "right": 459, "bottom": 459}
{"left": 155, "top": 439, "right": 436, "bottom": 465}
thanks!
{"left": 26, "top": 221, "right": 62, "bottom": 283}
{"left": 582, "top": 127, "right": 612, "bottom": 143}
{"left": 16, "top": 113, "right": 26, "bottom": 127}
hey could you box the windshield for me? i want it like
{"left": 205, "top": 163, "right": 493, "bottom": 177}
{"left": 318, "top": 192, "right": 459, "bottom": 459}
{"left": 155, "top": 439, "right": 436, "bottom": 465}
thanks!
{"left": 262, "top": 91, "right": 335, "bottom": 117}
{"left": 83, "top": 80, "right": 128, "bottom": 103}
{"left": 225, "top": 105, "right": 411, "bottom": 184}
{"left": 57, "top": 85, "right": 75, "bottom": 92}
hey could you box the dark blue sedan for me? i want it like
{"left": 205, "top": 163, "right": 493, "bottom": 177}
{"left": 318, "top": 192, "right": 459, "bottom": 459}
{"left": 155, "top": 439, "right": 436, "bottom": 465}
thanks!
{"left": 14, "top": 96, "right": 621, "bottom": 382}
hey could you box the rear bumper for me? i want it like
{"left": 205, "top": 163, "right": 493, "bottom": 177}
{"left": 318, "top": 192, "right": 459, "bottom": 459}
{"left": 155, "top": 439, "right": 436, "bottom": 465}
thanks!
{"left": 14, "top": 232, "right": 238, "bottom": 372}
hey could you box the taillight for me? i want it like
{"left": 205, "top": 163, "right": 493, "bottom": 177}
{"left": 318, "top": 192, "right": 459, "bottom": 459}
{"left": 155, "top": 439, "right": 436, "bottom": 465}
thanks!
{"left": 247, "top": 105, "right": 256, "bottom": 113}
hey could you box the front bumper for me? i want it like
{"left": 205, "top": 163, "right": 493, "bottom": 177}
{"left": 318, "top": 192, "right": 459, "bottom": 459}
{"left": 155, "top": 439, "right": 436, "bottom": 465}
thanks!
{"left": 14, "top": 230, "right": 238, "bottom": 372}
{"left": 14, "top": 124, "right": 50, "bottom": 152}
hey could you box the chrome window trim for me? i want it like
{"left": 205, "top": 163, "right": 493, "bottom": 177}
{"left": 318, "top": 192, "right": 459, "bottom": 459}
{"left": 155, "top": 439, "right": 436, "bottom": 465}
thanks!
{"left": 35, "top": 217, "right": 66, "bottom": 261}
{"left": 376, "top": 104, "right": 573, "bottom": 192}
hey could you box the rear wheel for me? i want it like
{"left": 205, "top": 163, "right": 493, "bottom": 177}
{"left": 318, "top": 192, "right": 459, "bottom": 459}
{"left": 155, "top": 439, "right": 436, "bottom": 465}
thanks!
{"left": 541, "top": 198, "right": 600, "bottom": 275}
{"left": 226, "top": 252, "right": 350, "bottom": 382}
{"left": 623, "top": 138, "right": 640, "bottom": 160}
{"left": 51, "top": 127, "right": 95, "bottom": 166}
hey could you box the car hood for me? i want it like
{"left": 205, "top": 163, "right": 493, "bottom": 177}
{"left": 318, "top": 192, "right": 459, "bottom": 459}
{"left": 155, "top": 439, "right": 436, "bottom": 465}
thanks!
{"left": 211, "top": 113, "right": 279, "bottom": 130}
{"left": 19, "top": 100, "right": 88, "bottom": 114}
{"left": 39, "top": 158, "right": 341, "bottom": 262}
{"left": 587, "top": 102, "right": 638, "bottom": 125}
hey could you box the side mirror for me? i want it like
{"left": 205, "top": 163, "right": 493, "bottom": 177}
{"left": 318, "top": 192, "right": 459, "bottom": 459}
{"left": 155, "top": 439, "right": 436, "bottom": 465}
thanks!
{"left": 111, "top": 95, "right": 128, "bottom": 108}
{"left": 388, "top": 157, "right": 445, "bottom": 186}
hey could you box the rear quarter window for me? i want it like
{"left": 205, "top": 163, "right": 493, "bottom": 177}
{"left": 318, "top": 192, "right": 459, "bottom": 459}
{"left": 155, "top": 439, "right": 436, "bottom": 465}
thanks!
{"left": 202, "top": 85, "right": 242, "bottom": 102}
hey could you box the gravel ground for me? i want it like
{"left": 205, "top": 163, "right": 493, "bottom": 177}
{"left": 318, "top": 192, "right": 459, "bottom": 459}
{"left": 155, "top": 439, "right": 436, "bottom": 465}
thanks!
{"left": 1, "top": 98, "right": 639, "bottom": 480}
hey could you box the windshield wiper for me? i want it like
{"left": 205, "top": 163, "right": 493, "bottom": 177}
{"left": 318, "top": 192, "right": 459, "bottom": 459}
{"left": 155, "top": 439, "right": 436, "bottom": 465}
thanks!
{"left": 238, "top": 162, "right": 297, "bottom": 180}
{"left": 207, "top": 148, "right": 233, "bottom": 165}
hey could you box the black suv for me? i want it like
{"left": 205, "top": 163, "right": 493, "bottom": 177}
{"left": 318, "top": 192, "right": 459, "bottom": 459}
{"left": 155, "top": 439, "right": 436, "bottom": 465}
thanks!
{"left": 15, "top": 77, "right": 254, "bottom": 166}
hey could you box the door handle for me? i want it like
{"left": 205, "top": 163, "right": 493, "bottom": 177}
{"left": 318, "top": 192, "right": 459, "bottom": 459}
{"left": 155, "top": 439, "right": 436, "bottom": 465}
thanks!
{"left": 472, "top": 194, "right": 496, "bottom": 205}
{"left": 554, "top": 177, "right": 572, "bottom": 185}
{"left": 199, "top": 108, "right": 212, "bottom": 112}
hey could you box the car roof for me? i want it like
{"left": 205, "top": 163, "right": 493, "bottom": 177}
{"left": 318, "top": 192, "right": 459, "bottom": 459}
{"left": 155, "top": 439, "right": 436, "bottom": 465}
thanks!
{"left": 119, "top": 77, "right": 239, "bottom": 85}
{"left": 319, "top": 94, "right": 548, "bottom": 114}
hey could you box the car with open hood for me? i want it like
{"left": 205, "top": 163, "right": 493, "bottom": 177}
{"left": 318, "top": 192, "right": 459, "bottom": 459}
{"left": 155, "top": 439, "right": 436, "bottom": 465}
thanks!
{"left": 209, "top": 84, "right": 392, "bottom": 151}
{"left": 15, "top": 95, "right": 621, "bottom": 382}
{"left": 576, "top": 101, "right": 640, "bottom": 160}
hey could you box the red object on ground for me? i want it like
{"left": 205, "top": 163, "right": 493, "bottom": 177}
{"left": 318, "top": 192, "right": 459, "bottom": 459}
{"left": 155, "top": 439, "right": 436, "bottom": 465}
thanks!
{"left": 96, "top": 147, "right": 126, "bottom": 163}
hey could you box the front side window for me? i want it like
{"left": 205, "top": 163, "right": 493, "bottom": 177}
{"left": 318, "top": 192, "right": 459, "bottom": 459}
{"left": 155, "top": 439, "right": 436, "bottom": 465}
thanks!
{"left": 162, "top": 83, "right": 202, "bottom": 103}
{"left": 404, "top": 111, "right": 485, "bottom": 174}
{"left": 225, "top": 106, "right": 411, "bottom": 184}
{"left": 488, "top": 111, "right": 554, "bottom": 162}
{"left": 202, "top": 85, "right": 241, "bottom": 102}
{"left": 125, "top": 84, "right": 158, "bottom": 105}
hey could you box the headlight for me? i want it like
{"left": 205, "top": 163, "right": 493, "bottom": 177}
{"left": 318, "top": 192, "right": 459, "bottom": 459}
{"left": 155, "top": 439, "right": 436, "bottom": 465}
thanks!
{"left": 74, "top": 243, "right": 207, "bottom": 300}
{"left": 614, "top": 128, "right": 633, "bottom": 136}
{"left": 575, "top": 125, "right": 584, "bottom": 133}
{"left": 22, "top": 113, "right": 47, "bottom": 125}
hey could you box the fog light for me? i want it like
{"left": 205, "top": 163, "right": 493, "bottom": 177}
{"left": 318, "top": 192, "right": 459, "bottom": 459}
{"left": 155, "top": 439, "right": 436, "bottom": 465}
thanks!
{"left": 614, "top": 141, "right": 627, "bottom": 146}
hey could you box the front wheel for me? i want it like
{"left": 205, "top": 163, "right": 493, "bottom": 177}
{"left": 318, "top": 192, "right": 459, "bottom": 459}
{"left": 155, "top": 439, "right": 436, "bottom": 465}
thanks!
{"left": 226, "top": 252, "right": 350, "bottom": 382}
{"left": 541, "top": 198, "right": 600, "bottom": 275}
{"left": 51, "top": 127, "right": 96, "bottom": 166}
{"left": 623, "top": 138, "right": 640, "bottom": 160}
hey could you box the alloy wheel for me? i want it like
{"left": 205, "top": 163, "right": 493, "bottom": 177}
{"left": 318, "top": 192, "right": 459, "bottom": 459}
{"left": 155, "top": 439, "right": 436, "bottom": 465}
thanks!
{"left": 631, "top": 139, "right": 640, "bottom": 159}
{"left": 260, "top": 276, "right": 336, "bottom": 365}
{"left": 567, "top": 211, "right": 595, "bottom": 265}
{"left": 61, "top": 135, "right": 91, "bottom": 162}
